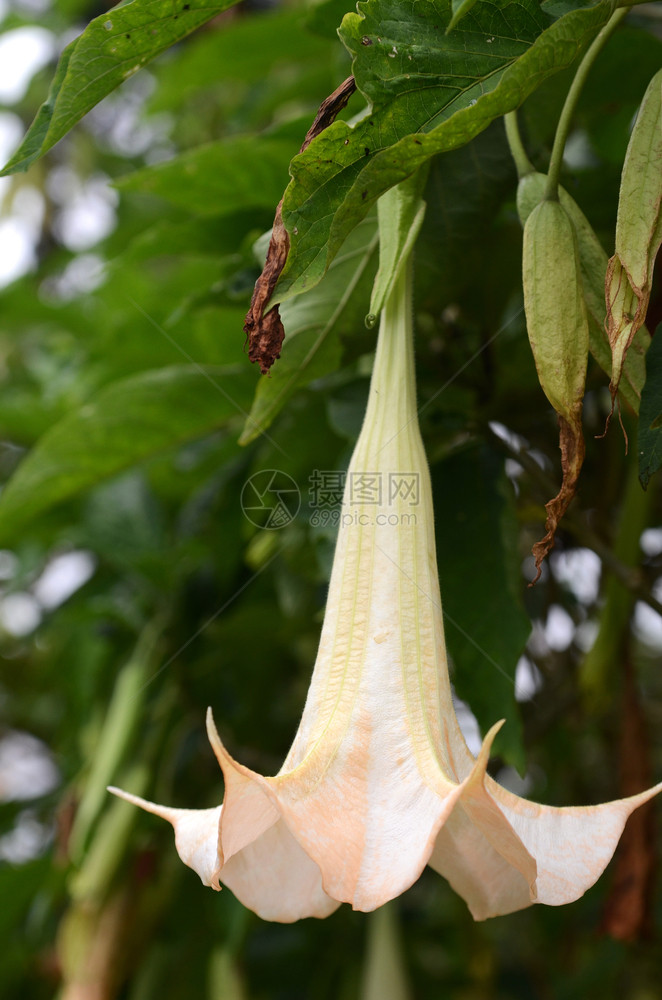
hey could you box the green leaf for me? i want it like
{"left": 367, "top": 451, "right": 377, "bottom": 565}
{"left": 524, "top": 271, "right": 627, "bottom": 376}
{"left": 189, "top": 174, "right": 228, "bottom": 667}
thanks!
{"left": 115, "top": 134, "right": 294, "bottom": 216}
{"left": 239, "top": 214, "right": 379, "bottom": 445}
{"left": 446, "top": 0, "right": 480, "bottom": 34}
{"left": 433, "top": 443, "right": 530, "bottom": 770}
{"left": 149, "top": 6, "right": 334, "bottom": 112}
{"left": 415, "top": 120, "right": 516, "bottom": 308}
{"left": 638, "top": 325, "right": 662, "bottom": 489}
{"left": 69, "top": 623, "right": 160, "bottom": 863}
{"left": 368, "top": 168, "right": 427, "bottom": 323}
{"left": 116, "top": 211, "right": 270, "bottom": 266}
{"left": 0, "top": 365, "right": 256, "bottom": 541}
{"left": 306, "top": 0, "right": 359, "bottom": 39}
{"left": 0, "top": 856, "right": 53, "bottom": 938}
{"left": 614, "top": 68, "right": 662, "bottom": 292}
{"left": 276, "top": 0, "right": 615, "bottom": 303}
{"left": 0, "top": 0, "right": 241, "bottom": 175}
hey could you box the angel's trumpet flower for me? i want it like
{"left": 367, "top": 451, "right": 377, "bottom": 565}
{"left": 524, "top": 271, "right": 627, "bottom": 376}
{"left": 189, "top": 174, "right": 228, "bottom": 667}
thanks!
{"left": 111, "top": 188, "right": 660, "bottom": 923}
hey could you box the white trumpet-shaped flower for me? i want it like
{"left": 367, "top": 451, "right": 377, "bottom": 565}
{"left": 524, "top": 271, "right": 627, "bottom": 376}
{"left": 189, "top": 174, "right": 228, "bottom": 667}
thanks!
{"left": 111, "top": 197, "right": 661, "bottom": 924}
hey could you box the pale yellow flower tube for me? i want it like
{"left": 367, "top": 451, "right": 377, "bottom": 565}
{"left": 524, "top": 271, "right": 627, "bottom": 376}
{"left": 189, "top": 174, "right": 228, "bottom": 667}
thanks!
{"left": 111, "top": 192, "right": 661, "bottom": 923}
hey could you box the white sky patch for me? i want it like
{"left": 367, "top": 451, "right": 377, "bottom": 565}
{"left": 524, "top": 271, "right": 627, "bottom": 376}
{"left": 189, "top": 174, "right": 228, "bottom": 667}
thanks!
{"left": 0, "top": 549, "right": 18, "bottom": 581}
{"left": 522, "top": 555, "right": 549, "bottom": 586}
{"left": 41, "top": 252, "right": 106, "bottom": 303}
{"left": 84, "top": 71, "right": 174, "bottom": 162}
{"left": 0, "top": 591, "right": 41, "bottom": 636}
{"left": 0, "top": 810, "right": 52, "bottom": 863}
{"left": 33, "top": 550, "right": 96, "bottom": 610}
{"left": 489, "top": 420, "right": 524, "bottom": 452}
{"left": 0, "top": 216, "right": 37, "bottom": 286}
{"left": 529, "top": 448, "right": 550, "bottom": 471}
{"left": 527, "top": 620, "right": 548, "bottom": 658}
{"left": 10, "top": 0, "right": 52, "bottom": 14}
{"left": 514, "top": 656, "right": 543, "bottom": 703}
{"left": 12, "top": 184, "right": 45, "bottom": 229}
{"left": 575, "top": 619, "right": 599, "bottom": 653}
{"left": 551, "top": 547, "right": 602, "bottom": 605}
{"left": 563, "top": 128, "right": 599, "bottom": 170}
{"left": 0, "top": 27, "right": 54, "bottom": 103}
{"left": 0, "top": 107, "right": 47, "bottom": 285}
{"left": 0, "top": 111, "right": 24, "bottom": 172}
{"left": 0, "top": 730, "right": 59, "bottom": 801}
{"left": 633, "top": 601, "right": 662, "bottom": 651}
{"left": 50, "top": 172, "right": 118, "bottom": 251}
{"left": 494, "top": 765, "right": 534, "bottom": 797}
{"left": 505, "top": 457, "right": 523, "bottom": 482}
{"left": 641, "top": 527, "right": 662, "bottom": 557}
{"left": 452, "top": 692, "right": 482, "bottom": 757}
{"left": 544, "top": 604, "right": 575, "bottom": 652}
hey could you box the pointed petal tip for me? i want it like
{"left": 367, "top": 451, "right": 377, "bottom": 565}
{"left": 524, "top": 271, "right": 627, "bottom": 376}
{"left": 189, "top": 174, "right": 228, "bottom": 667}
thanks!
{"left": 473, "top": 719, "right": 506, "bottom": 772}
{"left": 206, "top": 706, "right": 228, "bottom": 768}
{"left": 206, "top": 705, "right": 219, "bottom": 740}
{"left": 107, "top": 785, "right": 179, "bottom": 825}
{"left": 628, "top": 778, "right": 662, "bottom": 808}
{"left": 485, "top": 718, "right": 506, "bottom": 741}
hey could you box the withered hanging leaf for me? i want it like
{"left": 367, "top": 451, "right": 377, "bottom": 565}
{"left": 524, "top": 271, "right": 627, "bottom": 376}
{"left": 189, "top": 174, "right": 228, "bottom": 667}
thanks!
{"left": 244, "top": 76, "right": 356, "bottom": 374}
{"left": 531, "top": 413, "right": 585, "bottom": 582}
{"left": 244, "top": 199, "right": 289, "bottom": 375}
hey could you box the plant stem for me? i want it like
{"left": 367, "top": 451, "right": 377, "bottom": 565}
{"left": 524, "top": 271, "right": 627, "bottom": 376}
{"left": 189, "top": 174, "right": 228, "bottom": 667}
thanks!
{"left": 504, "top": 111, "right": 535, "bottom": 179}
{"left": 544, "top": 6, "right": 629, "bottom": 201}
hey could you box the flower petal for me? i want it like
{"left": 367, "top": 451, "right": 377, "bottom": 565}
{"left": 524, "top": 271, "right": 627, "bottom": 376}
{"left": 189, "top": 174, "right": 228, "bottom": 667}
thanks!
{"left": 486, "top": 777, "right": 662, "bottom": 907}
{"left": 429, "top": 807, "right": 535, "bottom": 920}
{"left": 206, "top": 708, "right": 280, "bottom": 862}
{"left": 430, "top": 775, "right": 662, "bottom": 919}
{"left": 109, "top": 780, "right": 339, "bottom": 922}
{"left": 108, "top": 786, "right": 222, "bottom": 889}
{"left": 208, "top": 647, "right": 470, "bottom": 911}
{"left": 221, "top": 818, "right": 341, "bottom": 922}
{"left": 428, "top": 722, "right": 538, "bottom": 920}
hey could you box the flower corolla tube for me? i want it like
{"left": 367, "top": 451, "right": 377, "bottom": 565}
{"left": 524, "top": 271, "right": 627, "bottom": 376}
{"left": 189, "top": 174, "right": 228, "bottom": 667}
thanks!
{"left": 111, "top": 198, "right": 661, "bottom": 923}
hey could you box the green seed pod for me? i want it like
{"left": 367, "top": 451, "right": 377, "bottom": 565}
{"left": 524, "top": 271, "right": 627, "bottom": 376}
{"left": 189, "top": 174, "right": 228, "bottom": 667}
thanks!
{"left": 607, "top": 68, "right": 662, "bottom": 406}
{"left": 523, "top": 199, "right": 589, "bottom": 421}
{"left": 522, "top": 197, "right": 589, "bottom": 580}
{"left": 517, "top": 172, "right": 648, "bottom": 414}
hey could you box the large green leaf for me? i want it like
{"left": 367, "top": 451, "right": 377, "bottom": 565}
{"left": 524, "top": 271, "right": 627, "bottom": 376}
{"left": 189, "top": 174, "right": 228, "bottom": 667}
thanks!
{"left": 638, "top": 325, "right": 662, "bottom": 489}
{"left": 275, "top": 0, "right": 615, "bottom": 302}
{"left": 148, "top": 6, "right": 334, "bottom": 113}
{"left": 415, "top": 120, "right": 516, "bottom": 309}
{"left": 433, "top": 443, "right": 530, "bottom": 770}
{"left": 116, "top": 134, "right": 295, "bottom": 216}
{"left": 0, "top": 365, "right": 256, "bottom": 541}
{"left": 239, "top": 213, "right": 379, "bottom": 445}
{"left": 0, "top": 0, "right": 241, "bottom": 175}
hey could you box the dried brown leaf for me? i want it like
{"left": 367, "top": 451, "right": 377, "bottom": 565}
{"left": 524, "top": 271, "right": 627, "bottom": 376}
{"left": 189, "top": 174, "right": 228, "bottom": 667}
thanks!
{"left": 530, "top": 411, "right": 585, "bottom": 584}
{"left": 244, "top": 76, "right": 356, "bottom": 374}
